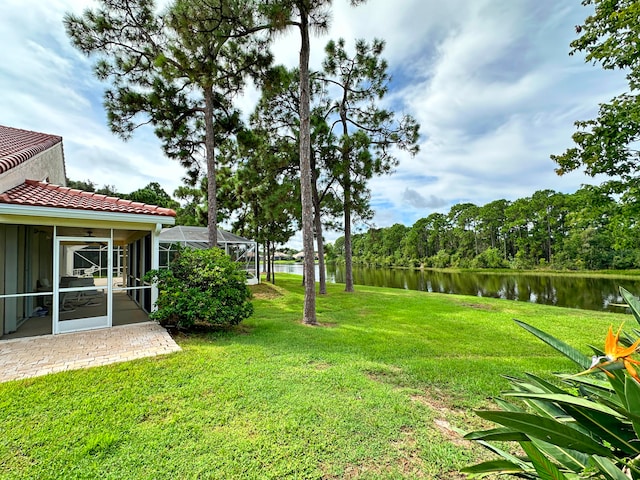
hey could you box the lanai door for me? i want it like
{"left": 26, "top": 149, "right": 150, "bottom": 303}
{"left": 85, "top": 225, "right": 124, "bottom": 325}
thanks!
{"left": 53, "top": 236, "right": 112, "bottom": 334}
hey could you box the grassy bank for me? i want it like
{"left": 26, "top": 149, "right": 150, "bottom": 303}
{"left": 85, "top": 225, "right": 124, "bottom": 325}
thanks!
{"left": 0, "top": 275, "right": 624, "bottom": 479}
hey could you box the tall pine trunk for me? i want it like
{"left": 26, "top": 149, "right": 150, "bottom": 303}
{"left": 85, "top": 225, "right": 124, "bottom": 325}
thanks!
{"left": 204, "top": 86, "right": 218, "bottom": 248}
{"left": 298, "top": 8, "right": 317, "bottom": 324}
{"left": 270, "top": 243, "right": 276, "bottom": 285}
{"left": 314, "top": 208, "right": 327, "bottom": 294}
{"left": 266, "top": 241, "right": 271, "bottom": 282}
{"left": 311, "top": 153, "right": 327, "bottom": 294}
{"left": 340, "top": 100, "right": 354, "bottom": 292}
{"left": 344, "top": 179, "right": 354, "bottom": 292}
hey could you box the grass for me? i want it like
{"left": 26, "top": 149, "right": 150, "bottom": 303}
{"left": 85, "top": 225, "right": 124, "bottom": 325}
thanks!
{"left": 0, "top": 274, "right": 627, "bottom": 479}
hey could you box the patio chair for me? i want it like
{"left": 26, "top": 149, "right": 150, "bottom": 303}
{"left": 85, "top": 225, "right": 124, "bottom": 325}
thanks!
{"left": 68, "top": 278, "right": 103, "bottom": 307}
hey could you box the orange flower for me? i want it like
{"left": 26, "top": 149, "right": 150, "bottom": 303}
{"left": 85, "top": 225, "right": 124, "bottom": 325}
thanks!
{"left": 586, "top": 325, "right": 640, "bottom": 382}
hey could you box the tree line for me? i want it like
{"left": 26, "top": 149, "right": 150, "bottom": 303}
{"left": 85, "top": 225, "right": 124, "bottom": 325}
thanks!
{"left": 331, "top": 186, "right": 640, "bottom": 271}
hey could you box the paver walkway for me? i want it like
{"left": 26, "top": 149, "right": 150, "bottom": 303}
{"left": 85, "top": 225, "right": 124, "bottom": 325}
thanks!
{"left": 0, "top": 322, "right": 181, "bottom": 383}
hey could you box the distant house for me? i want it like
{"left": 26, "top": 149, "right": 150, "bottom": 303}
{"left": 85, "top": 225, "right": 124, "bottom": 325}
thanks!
{"left": 293, "top": 251, "right": 319, "bottom": 260}
{"left": 273, "top": 251, "right": 289, "bottom": 261}
{"left": 0, "top": 125, "right": 175, "bottom": 339}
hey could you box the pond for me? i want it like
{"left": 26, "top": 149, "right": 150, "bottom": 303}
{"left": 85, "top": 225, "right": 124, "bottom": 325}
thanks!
{"left": 273, "top": 263, "right": 640, "bottom": 313}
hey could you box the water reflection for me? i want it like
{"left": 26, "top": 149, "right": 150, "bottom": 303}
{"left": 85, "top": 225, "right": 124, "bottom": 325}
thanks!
{"left": 272, "top": 263, "right": 640, "bottom": 312}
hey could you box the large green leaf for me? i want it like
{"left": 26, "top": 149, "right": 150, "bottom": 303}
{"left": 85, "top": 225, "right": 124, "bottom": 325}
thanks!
{"left": 507, "top": 374, "right": 553, "bottom": 394}
{"left": 494, "top": 397, "right": 523, "bottom": 412}
{"left": 505, "top": 392, "right": 638, "bottom": 453}
{"left": 524, "top": 373, "right": 570, "bottom": 395}
{"left": 562, "top": 404, "right": 640, "bottom": 455}
{"left": 520, "top": 441, "right": 569, "bottom": 480}
{"left": 556, "top": 373, "right": 613, "bottom": 393}
{"left": 624, "top": 375, "right": 640, "bottom": 438}
{"left": 464, "top": 427, "right": 529, "bottom": 442}
{"left": 591, "top": 455, "right": 631, "bottom": 480}
{"left": 620, "top": 287, "right": 640, "bottom": 325}
{"left": 531, "top": 438, "right": 591, "bottom": 473}
{"left": 472, "top": 437, "right": 532, "bottom": 471}
{"left": 460, "top": 459, "right": 528, "bottom": 478}
{"left": 596, "top": 395, "right": 640, "bottom": 426}
{"left": 557, "top": 374, "right": 617, "bottom": 403}
{"left": 510, "top": 375, "right": 571, "bottom": 419}
{"left": 515, "top": 320, "right": 592, "bottom": 369}
{"left": 475, "top": 410, "right": 613, "bottom": 456}
{"left": 609, "top": 368, "right": 629, "bottom": 402}
{"left": 523, "top": 397, "right": 571, "bottom": 422}
{"left": 504, "top": 393, "right": 623, "bottom": 419}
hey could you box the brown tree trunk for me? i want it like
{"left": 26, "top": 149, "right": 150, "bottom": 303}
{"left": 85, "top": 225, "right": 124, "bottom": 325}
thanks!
{"left": 204, "top": 86, "right": 218, "bottom": 248}
{"left": 340, "top": 97, "right": 354, "bottom": 292}
{"left": 314, "top": 209, "right": 327, "bottom": 294}
{"left": 266, "top": 241, "right": 271, "bottom": 283}
{"left": 271, "top": 243, "right": 276, "bottom": 285}
{"left": 298, "top": 8, "right": 317, "bottom": 324}
{"left": 344, "top": 179, "right": 354, "bottom": 292}
{"left": 311, "top": 153, "right": 327, "bottom": 294}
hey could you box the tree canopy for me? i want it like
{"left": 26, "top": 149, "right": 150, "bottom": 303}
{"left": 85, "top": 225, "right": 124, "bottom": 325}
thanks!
{"left": 64, "top": 0, "right": 271, "bottom": 247}
{"left": 551, "top": 0, "right": 640, "bottom": 196}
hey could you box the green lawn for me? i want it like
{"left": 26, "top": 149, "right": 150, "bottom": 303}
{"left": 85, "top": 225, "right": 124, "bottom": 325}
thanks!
{"left": 0, "top": 275, "right": 626, "bottom": 479}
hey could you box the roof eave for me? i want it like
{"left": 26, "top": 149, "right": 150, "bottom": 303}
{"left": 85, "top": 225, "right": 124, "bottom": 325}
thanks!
{"left": 0, "top": 204, "right": 176, "bottom": 225}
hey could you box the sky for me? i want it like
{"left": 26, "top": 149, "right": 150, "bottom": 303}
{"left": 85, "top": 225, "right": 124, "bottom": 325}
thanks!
{"left": 0, "top": 0, "right": 629, "bottom": 248}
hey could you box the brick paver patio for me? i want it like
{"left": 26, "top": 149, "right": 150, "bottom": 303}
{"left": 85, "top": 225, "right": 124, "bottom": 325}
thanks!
{"left": 0, "top": 322, "right": 181, "bottom": 383}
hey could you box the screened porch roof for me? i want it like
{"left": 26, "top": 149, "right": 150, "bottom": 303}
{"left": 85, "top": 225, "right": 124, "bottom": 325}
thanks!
{"left": 159, "top": 226, "right": 253, "bottom": 245}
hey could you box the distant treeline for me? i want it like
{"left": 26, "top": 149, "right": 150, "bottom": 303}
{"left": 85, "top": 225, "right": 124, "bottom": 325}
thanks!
{"left": 330, "top": 187, "right": 640, "bottom": 270}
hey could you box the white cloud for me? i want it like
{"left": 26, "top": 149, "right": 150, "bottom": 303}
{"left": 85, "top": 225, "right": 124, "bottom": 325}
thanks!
{"left": 364, "top": 0, "right": 628, "bottom": 233}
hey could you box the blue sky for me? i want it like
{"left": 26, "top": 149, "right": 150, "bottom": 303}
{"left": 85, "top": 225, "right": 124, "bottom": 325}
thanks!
{"left": 0, "top": 0, "right": 629, "bottom": 247}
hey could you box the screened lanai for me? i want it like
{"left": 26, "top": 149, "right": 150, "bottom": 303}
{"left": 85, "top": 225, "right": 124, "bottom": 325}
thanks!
{"left": 0, "top": 125, "right": 176, "bottom": 339}
{"left": 158, "top": 226, "right": 259, "bottom": 285}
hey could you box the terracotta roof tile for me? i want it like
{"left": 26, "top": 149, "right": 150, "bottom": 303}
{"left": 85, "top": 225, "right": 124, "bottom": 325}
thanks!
{"left": 0, "top": 125, "right": 62, "bottom": 174}
{"left": 0, "top": 180, "right": 176, "bottom": 217}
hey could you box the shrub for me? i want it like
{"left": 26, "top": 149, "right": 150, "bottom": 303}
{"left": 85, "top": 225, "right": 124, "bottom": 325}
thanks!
{"left": 450, "top": 252, "right": 475, "bottom": 268}
{"left": 462, "top": 286, "right": 640, "bottom": 479}
{"left": 508, "top": 250, "right": 534, "bottom": 269}
{"left": 144, "top": 247, "right": 253, "bottom": 330}
{"left": 431, "top": 249, "right": 451, "bottom": 268}
{"left": 471, "top": 247, "right": 508, "bottom": 269}
{"left": 612, "top": 250, "right": 640, "bottom": 270}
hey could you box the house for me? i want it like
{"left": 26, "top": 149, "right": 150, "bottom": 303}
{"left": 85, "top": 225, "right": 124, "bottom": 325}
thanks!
{"left": 0, "top": 125, "right": 175, "bottom": 338}
{"left": 293, "top": 251, "right": 319, "bottom": 261}
{"left": 273, "top": 251, "right": 289, "bottom": 261}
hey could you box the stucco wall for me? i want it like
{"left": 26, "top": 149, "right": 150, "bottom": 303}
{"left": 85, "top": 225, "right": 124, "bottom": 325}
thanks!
{"left": 0, "top": 143, "right": 66, "bottom": 194}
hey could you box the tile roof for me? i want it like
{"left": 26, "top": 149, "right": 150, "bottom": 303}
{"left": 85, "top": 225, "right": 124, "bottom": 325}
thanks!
{"left": 0, "top": 125, "right": 62, "bottom": 174}
{"left": 0, "top": 180, "right": 176, "bottom": 217}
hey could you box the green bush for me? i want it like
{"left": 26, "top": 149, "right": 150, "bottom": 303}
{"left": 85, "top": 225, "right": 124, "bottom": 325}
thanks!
{"left": 431, "top": 249, "right": 451, "bottom": 268}
{"left": 450, "top": 252, "right": 472, "bottom": 268}
{"left": 144, "top": 248, "right": 253, "bottom": 329}
{"left": 462, "top": 286, "right": 640, "bottom": 479}
{"left": 508, "top": 250, "right": 534, "bottom": 269}
{"left": 471, "top": 247, "right": 508, "bottom": 269}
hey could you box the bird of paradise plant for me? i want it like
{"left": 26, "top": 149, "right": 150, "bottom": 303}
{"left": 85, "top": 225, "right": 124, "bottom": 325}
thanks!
{"left": 461, "top": 287, "right": 640, "bottom": 479}
{"left": 581, "top": 324, "right": 640, "bottom": 383}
